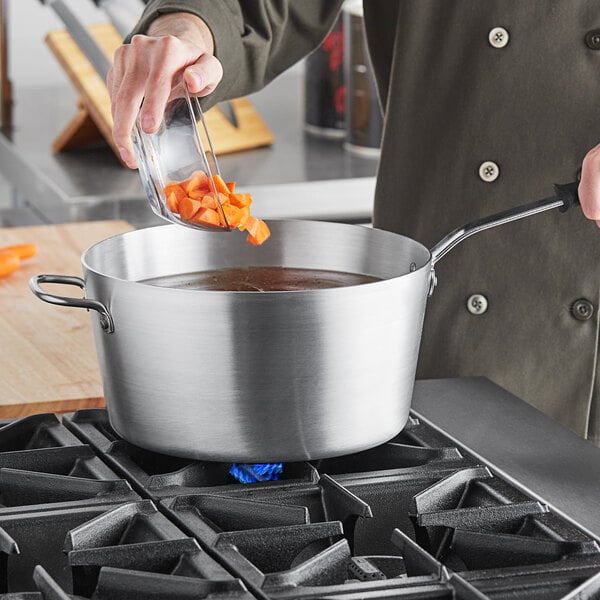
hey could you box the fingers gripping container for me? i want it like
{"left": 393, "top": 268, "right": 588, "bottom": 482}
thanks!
{"left": 131, "top": 87, "right": 233, "bottom": 232}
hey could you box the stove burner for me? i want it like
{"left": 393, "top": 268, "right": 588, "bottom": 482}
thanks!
{"left": 229, "top": 462, "right": 284, "bottom": 483}
{"left": 0, "top": 401, "right": 597, "bottom": 598}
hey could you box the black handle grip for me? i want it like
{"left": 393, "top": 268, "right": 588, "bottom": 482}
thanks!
{"left": 555, "top": 180, "right": 580, "bottom": 213}
{"left": 556, "top": 167, "right": 582, "bottom": 213}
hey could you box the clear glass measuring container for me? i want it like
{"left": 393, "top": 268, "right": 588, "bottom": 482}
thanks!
{"left": 131, "top": 84, "right": 234, "bottom": 232}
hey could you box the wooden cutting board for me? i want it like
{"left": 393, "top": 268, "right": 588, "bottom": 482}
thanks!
{"left": 0, "top": 220, "right": 134, "bottom": 417}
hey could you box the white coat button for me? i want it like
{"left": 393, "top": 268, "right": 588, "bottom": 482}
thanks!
{"left": 467, "top": 294, "right": 488, "bottom": 315}
{"left": 479, "top": 161, "right": 500, "bottom": 182}
{"left": 489, "top": 27, "right": 509, "bottom": 48}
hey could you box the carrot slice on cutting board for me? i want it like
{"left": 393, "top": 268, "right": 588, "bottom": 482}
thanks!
{"left": 1, "top": 243, "right": 37, "bottom": 260}
{"left": 0, "top": 249, "right": 21, "bottom": 278}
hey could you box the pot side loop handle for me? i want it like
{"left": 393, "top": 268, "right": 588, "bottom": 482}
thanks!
{"left": 29, "top": 274, "right": 114, "bottom": 334}
{"left": 429, "top": 180, "right": 580, "bottom": 268}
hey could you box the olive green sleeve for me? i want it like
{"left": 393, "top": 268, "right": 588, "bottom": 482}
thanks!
{"left": 128, "top": 0, "right": 344, "bottom": 106}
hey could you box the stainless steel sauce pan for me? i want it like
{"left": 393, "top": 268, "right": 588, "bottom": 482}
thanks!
{"left": 30, "top": 182, "right": 579, "bottom": 462}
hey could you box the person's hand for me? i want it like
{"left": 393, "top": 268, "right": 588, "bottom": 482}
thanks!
{"left": 578, "top": 146, "right": 600, "bottom": 227}
{"left": 108, "top": 12, "right": 223, "bottom": 168}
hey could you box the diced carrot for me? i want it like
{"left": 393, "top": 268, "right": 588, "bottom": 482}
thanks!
{"left": 222, "top": 203, "right": 243, "bottom": 228}
{"left": 184, "top": 170, "right": 210, "bottom": 194}
{"left": 246, "top": 217, "right": 270, "bottom": 246}
{"left": 179, "top": 197, "right": 203, "bottom": 221}
{"left": 166, "top": 191, "right": 181, "bottom": 212}
{"left": 214, "top": 194, "right": 233, "bottom": 227}
{"left": 165, "top": 182, "right": 186, "bottom": 199}
{"left": 212, "top": 174, "right": 231, "bottom": 195}
{"left": 165, "top": 183, "right": 187, "bottom": 213}
{"left": 1, "top": 243, "right": 37, "bottom": 260}
{"left": 184, "top": 178, "right": 202, "bottom": 195}
{"left": 196, "top": 192, "right": 218, "bottom": 209}
{"left": 245, "top": 216, "right": 260, "bottom": 236}
{"left": 185, "top": 170, "right": 209, "bottom": 184}
{"left": 236, "top": 206, "right": 251, "bottom": 231}
{"left": 0, "top": 249, "right": 20, "bottom": 278}
{"left": 161, "top": 173, "right": 269, "bottom": 244}
{"left": 192, "top": 207, "right": 221, "bottom": 228}
{"left": 229, "top": 193, "right": 252, "bottom": 208}
{"left": 216, "top": 205, "right": 229, "bottom": 228}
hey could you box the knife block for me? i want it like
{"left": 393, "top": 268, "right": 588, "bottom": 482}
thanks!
{"left": 44, "top": 22, "right": 274, "bottom": 165}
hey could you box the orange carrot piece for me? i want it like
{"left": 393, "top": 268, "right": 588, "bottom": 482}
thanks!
{"left": 229, "top": 193, "right": 252, "bottom": 208}
{"left": 165, "top": 183, "right": 187, "bottom": 212}
{"left": 236, "top": 206, "right": 251, "bottom": 231}
{"left": 164, "top": 182, "right": 186, "bottom": 199}
{"left": 197, "top": 192, "right": 219, "bottom": 209}
{"left": 184, "top": 178, "right": 202, "bottom": 195}
{"left": 1, "top": 243, "right": 37, "bottom": 260}
{"left": 179, "top": 197, "right": 203, "bottom": 221}
{"left": 163, "top": 171, "right": 268, "bottom": 242}
{"left": 215, "top": 194, "right": 233, "bottom": 228}
{"left": 246, "top": 218, "right": 271, "bottom": 246}
{"left": 245, "top": 215, "right": 260, "bottom": 236}
{"left": 192, "top": 207, "right": 221, "bottom": 228}
{"left": 166, "top": 191, "right": 181, "bottom": 212}
{"left": 217, "top": 193, "right": 230, "bottom": 206}
{"left": 212, "top": 174, "right": 231, "bottom": 195}
{"left": 222, "top": 203, "right": 243, "bottom": 228}
{"left": 184, "top": 171, "right": 210, "bottom": 194}
{"left": 0, "top": 249, "right": 20, "bottom": 277}
{"left": 184, "top": 170, "right": 209, "bottom": 185}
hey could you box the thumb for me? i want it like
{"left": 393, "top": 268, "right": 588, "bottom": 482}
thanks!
{"left": 183, "top": 66, "right": 204, "bottom": 93}
{"left": 183, "top": 54, "right": 223, "bottom": 96}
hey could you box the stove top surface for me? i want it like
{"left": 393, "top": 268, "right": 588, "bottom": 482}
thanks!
{"left": 0, "top": 378, "right": 599, "bottom": 599}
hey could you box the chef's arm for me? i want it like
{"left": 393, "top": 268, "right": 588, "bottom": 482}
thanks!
{"left": 109, "top": 0, "right": 343, "bottom": 168}
{"left": 578, "top": 147, "right": 600, "bottom": 228}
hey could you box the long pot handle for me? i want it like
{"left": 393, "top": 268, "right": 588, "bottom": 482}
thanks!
{"left": 429, "top": 180, "right": 579, "bottom": 267}
{"left": 29, "top": 274, "right": 114, "bottom": 334}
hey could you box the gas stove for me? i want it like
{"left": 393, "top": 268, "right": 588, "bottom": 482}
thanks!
{"left": 0, "top": 378, "right": 599, "bottom": 599}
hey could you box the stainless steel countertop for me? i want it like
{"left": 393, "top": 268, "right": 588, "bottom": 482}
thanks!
{"left": 412, "top": 377, "right": 600, "bottom": 542}
{"left": 0, "top": 70, "right": 377, "bottom": 226}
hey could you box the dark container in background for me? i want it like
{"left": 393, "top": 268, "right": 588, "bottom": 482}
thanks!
{"left": 303, "top": 12, "right": 346, "bottom": 138}
{"left": 343, "top": 0, "right": 383, "bottom": 157}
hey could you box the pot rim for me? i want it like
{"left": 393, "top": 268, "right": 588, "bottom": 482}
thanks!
{"left": 80, "top": 220, "right": 433, "bottom": 295}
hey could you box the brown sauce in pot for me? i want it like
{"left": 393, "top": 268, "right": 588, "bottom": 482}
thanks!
{"left": 140, "top": 266, "right": 382, "bottom": 291}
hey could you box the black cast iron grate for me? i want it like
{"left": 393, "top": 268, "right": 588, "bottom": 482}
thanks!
{"left": 0, "top": 407, "right": 597, "bottom": 599}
